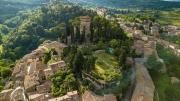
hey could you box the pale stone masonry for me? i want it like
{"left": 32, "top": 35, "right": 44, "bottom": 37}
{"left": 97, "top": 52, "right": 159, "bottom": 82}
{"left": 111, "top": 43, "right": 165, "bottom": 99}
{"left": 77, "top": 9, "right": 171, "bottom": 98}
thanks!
{"left": 82, "top": 91, "right": 117, "bottom": 101}
{"left": 29, "top": 93, "right": 46, "bottom": 101}
{"left": 150, "top": 24, "right": 160, "bottom": 37}
{"left": 95, "top": 8, "right": 107, "bottom": 17}
{"left": 48, "top": 91, "right": 80, "bottom": 101}
{"left": 133, "top": 40, "right": 144, "bottom": 55}
{"left": 0, "top": 89, "right": 13, "bottom": 101}
{"left": 44, "top": 68, "right": 54, "bottom": 79}
{"left": 79, "top": 16, "right": 91, "bottom": 42}
{"left": 49, "top": 60, "right": 66, "bottom": 73}
{"left": 133, "top": 30, "right": 143, "bottom": 39}
{"left": 162, "top": 25, "right": 180, "bottom": 36}
{"left": 0, "top": 41, "right": 69, "bottom": 101}
{"left": 144, "top": 40, "right": 156, "bottom": 57}
{"left": 36, "top": 81, "right": 52, "bottom": 94}
{"left": 10, "top": 87, "right": 29, "bottom": 101}
{"left": 131, "top": 59, "right": 155, "bottom": 101}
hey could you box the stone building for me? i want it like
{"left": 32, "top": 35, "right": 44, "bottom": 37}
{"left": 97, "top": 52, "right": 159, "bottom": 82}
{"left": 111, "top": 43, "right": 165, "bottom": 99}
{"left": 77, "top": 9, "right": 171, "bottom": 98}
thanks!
{"left": 80, "top": 16, "right": 91, "bottom": 42}
{"left": 143, "top": 20, "right": 152, "bottom": 34}
{"left": 162, "top": 25, "right": 180, "bottom": 36}
{"left": 49, "top": 60, "right": 66, "bottom": 73}
{"left": 133, "top": 30, "right": 143, "bottom": 39}
{"left": 150, "top": 23, "right": 160, "bottom": 37}
{"left": 24, "top": 75, "right": 40, "bottom": 92}
{"left": 96, "top": 8, "right": 107, "bottom": 17}
{"left": 29, "top": 93, "right": 46, "bottom": 101}
{"left": 44, "top": 68, "right": 54, "bottom": 79}
{"left": 0, "top": 41, "right": 73, "bottom": 101}
{"left": 36, "top": 81, "right": 51, "bottom": 94}
{"left": 0, "top": 89, "right": 13, "bottom": 101}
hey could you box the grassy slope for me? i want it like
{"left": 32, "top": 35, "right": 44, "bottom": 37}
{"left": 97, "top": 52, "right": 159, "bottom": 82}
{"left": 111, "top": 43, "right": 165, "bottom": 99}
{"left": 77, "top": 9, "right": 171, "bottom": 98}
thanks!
{"left": 150, "top": 44, "right": 180, "bottom": 101}
{"left": 93, "top": 51, "right": 120, "bottom": 82}
{"left": 91, "top": 51, "right": 129, "bottom": 95}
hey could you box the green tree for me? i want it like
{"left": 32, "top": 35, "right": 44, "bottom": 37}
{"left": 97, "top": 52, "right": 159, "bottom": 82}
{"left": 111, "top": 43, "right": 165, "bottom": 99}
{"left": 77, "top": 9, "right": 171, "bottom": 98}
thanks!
{"left": 72, "top": 51, "right": 84, "bottom": 78}
{"left": 145, "top": 53, "right": 163, "bottom": 71}
{"left": 118, "top": 48, "right": 127, "bottom": 71}
{"left": 109, "top": 39, "right": 119, "bottom": 48}
{"left": 51, "top": 70, "right": 77, "bottom": 96}
{"left": 84, "top": 55, "right": 96, "bottom": 72}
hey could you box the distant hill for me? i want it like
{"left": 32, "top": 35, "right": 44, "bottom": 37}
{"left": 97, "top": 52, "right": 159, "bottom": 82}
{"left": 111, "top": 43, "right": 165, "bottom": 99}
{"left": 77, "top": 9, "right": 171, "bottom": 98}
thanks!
{"left": 62, "top": 0, "right": 180, "bottom": 9}
{"left": 0, "top": 0, "right": 47, "bottom": 20}
{"left": 2, "top": 0, "right": 48, "bottom": 4}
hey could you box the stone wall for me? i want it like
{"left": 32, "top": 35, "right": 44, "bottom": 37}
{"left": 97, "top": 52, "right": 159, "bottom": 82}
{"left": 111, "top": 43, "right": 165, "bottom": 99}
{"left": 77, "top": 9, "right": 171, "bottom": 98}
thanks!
{"left": 156, "top": 38, "right": 180, "bottom": 56}
{"left": 82, "top": 91, "right": 117, "bottom": 101}
{"left": 0, "top": 41, "right": 74, "bottom": 101}
{"left": 131, "top": 59, "right": 155, "bottom": 101}
{"left": 0, "top": 89, "right": 13, "bottom": 101}
{"left": 48, "top": 91, "right": 80, "bottom": 101}
{"left": 9, "top": 41, "right": 67, "bottom": 89}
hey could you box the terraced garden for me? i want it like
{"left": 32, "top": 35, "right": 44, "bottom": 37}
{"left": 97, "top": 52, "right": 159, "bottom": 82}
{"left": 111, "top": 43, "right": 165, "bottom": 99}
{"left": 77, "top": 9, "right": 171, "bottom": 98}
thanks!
{"left": 92, "top": 51, "right": 120, "bottom": 82}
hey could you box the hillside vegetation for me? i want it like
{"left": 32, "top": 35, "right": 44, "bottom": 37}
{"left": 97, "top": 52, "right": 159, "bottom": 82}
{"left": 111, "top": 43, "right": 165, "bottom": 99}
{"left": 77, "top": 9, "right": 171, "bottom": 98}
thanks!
{"left": 63, "top": 0, "right": 180, "bottom": 9}
{"left": 150, "top": 44, "right": 180, "bottom": 101}
{"left": 0, "top": 0, "right": 45, "bottom": 19}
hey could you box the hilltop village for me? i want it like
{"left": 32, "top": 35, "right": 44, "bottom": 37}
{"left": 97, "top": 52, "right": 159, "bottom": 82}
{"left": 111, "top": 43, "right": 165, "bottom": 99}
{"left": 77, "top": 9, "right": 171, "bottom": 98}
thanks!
{"left": 0, "top": 6, "right": 180, "bottom": 101}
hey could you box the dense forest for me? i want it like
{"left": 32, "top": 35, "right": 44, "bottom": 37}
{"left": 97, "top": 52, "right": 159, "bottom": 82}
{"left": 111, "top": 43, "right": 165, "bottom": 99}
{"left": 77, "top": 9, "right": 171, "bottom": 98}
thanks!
{"left": 0, "top": 0, "right": 45, "bottom": 19}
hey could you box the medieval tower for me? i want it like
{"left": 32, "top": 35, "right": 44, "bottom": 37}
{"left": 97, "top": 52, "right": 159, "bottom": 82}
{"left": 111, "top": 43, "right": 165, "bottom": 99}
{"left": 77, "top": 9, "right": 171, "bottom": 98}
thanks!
{"left": 79, "top": 16, "right": 91, "bottom": 42}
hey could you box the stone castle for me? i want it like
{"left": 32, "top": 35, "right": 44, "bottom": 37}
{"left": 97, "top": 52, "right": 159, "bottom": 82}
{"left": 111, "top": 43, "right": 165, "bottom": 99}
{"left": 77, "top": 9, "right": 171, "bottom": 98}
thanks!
{"left": 0, "top": 41, "right": 80, "bottom": 101}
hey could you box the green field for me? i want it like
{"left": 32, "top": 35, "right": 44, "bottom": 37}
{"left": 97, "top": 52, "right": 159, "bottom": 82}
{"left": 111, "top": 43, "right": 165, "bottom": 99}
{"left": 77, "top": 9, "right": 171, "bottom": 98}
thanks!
{"left": 117, "top": 10, "right": 180, "bottom": 26}
{"left": 157, "top": 10, "right": 180, "bottom": 26}
{"left": 91, "top": 50, "right": 130, "bottom": 95}
{"left": 92, "top": 51, "right": 120, "bottom": 82}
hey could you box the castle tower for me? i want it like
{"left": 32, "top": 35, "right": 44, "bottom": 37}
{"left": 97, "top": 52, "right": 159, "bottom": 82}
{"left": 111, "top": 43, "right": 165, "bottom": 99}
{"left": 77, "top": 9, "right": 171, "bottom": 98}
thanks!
{"left": 79, "top": 16, "right": 91, "bottom": 42}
